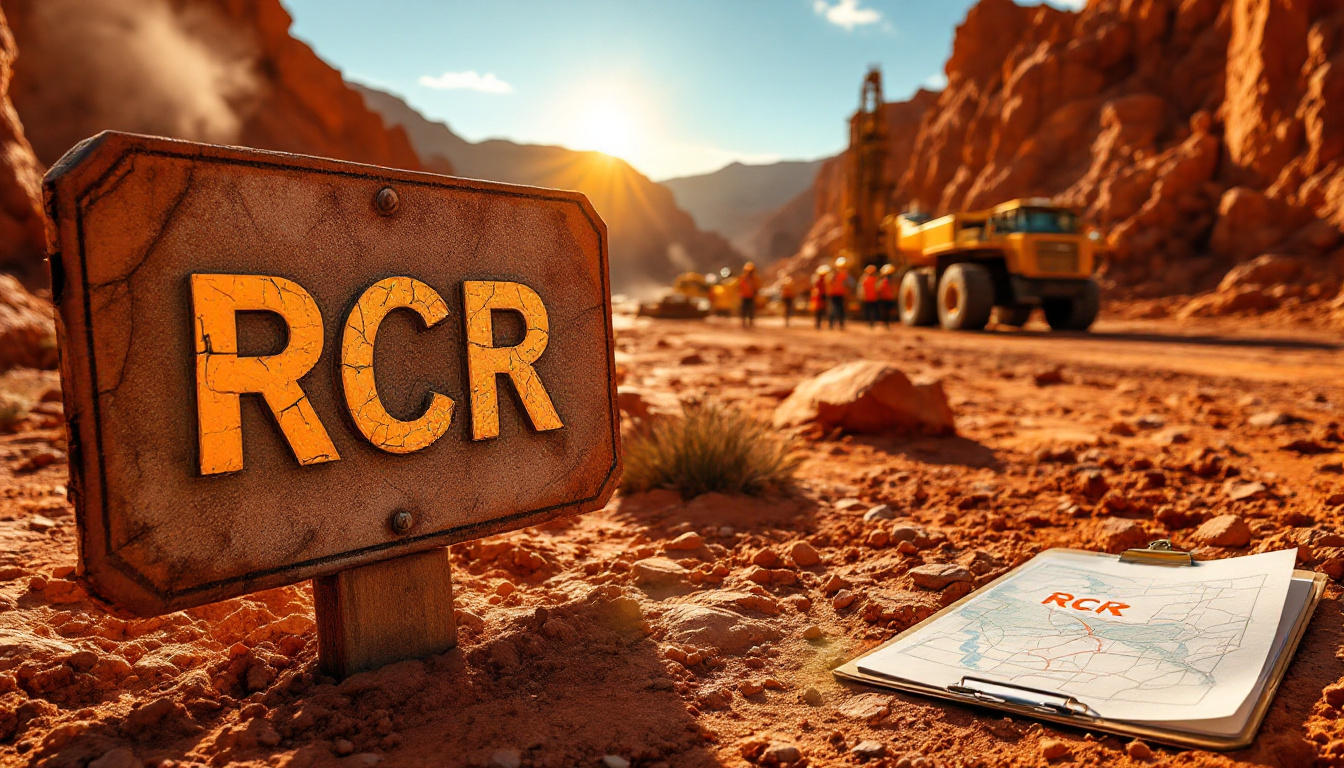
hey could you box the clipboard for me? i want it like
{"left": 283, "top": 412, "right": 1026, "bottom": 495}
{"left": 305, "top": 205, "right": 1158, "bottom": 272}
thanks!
{"left": 833, "top": 541, "right": 1327, "bottom": 750}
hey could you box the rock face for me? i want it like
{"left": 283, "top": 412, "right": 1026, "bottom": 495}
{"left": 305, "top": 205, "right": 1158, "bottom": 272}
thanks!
{"left": 0, "top": 6, "right": 45, "bottom": 283}
{"left": 0, "top": 274, "right": 55, "bottom": 371}
{"left": 789, "top": 0, "right": 1344, "bottom": 304}
{"left": 358, "top": 86, "right": 744, "bottom": 296}
{"left": 4, "top": 0, "right": 423, "bottom": 172}
{"left": 774, "top": 361, "right": 955, "bottom": 436}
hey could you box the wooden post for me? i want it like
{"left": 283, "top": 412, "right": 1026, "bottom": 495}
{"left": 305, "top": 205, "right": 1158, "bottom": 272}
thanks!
{"left": 314, "top": 547, "right": 457, "bottom": 678}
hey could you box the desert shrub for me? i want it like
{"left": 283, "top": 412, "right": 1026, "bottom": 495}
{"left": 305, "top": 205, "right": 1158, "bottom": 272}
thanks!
{"left": 0, "top": 392, "right": 31, "bottom": 432}
{"left": 621, "top": 401, "right": 799, "bottom": 497}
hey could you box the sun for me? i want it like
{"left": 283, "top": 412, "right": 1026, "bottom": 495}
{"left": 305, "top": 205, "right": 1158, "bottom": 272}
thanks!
{"left": 575, "top": 100, "right": 635, "bottom": 159}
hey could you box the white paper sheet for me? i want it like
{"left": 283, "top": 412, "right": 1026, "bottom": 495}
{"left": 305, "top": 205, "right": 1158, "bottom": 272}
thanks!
{"left": 857, "top": 548, "right": 1297, "bottom": 722}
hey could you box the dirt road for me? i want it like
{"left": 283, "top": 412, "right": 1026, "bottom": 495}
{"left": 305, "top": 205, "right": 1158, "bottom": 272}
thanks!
{"left": 3, "top": 312, "right": 1344, "bottom": 768}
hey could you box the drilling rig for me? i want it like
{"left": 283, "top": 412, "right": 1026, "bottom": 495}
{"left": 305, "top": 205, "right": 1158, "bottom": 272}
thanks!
{"left": 843, "top": 67, "right": 894, "bottom": 269}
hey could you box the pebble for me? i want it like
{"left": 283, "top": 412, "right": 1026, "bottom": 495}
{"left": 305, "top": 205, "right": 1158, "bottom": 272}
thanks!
{"left": 752, "top": 549, "right": 781, "bottom": 568}
{"left": 832, "top": 589, "right": 856, "bottom": 610}
{"left": 1126, "top": 740, "right": 1153, "bottom": 759}
{"left": 1248, "top": 411, "right": 1295, "bottom": 427}
{"left": 1224, "top": 479, "right": 1268, "bottom": 501}
{"left": 631, "top": 557, "right": 689, "bottom": 586}
{"left": 1191, "top": 515, "right": 1252, "bottom": 548}
{"left": 601, "top": 757, "right": 630, "bottom": 768}
{"left": 1098, "top": 518, "right": 1148, "bottom": 554}
{"left": 850, "top": 741, "right": 887, "bottom": 761}
{"left": 740, "top": 679, "right": 764, "bottom": 696}
{"left": 889, "top": 524, "right": 922, "bottom": 543}
{"left": 802, "top": 625, "right": 822, "bottom": 640}
{"left": 333, "top": 739, "right": 354, "bottom": 756}
{"left": 763, "top": 743, "right": 801, "bottom": 764}
{"left": 802, "top": 687, "right": 823, "bottom": 706}
{"left": 489, "top": 748, "right": 522, "bottom": 768}
{"left": 1040, "top": 738, "right": 1071, "bottom": 760}
{"left": 863, "top": 504, "right": 895, "bottom": 522}
{"left": 28, "top": 515, "right": 56, "bottom": 532}
{"left": 494, "top": 581, "right": 516, "bottom": 597}
{"left": 664, "top": 532, "right": 702, "bottom": 551}
{"left": 834, "top": 498, "right": 865, "bottom": 511}
{"left": 908, "top": 563, "right": 973, "bottom": 590}
{"left": 788, "top": 540, "right": 820, "bottom": 567}
{"left": 822, "top": 574, "right": 851, "bottom": 594}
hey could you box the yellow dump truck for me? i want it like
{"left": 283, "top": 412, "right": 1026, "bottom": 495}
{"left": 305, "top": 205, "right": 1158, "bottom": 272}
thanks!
{"left": 883, "top": 198, "right": 1100, "bottom": 331}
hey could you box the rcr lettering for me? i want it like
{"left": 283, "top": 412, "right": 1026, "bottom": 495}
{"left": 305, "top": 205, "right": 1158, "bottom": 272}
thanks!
{"left": 191, "top": 274, "right": 563, "bottom": 475}
{"left": 1041, "top": 592, "right": 1129, "bottom": 617}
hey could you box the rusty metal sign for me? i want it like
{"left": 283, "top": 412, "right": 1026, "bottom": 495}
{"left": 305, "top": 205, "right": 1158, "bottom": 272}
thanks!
{"left": 44, "top": 132, "right": 620, "bottom": 616}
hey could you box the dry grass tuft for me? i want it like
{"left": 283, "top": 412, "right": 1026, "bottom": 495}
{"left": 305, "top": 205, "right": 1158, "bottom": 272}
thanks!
{"left": 620, "top": 401, "right": 800, "bottom": 497}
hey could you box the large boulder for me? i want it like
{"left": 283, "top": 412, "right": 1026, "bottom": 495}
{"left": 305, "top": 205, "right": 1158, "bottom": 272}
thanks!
{"left": 773, "top": 361, "right": 954, "bottom": 436}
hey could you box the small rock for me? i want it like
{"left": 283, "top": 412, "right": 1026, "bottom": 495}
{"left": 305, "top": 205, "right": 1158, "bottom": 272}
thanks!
{"left": 602, "top": 756, "right": 630, "bottom": 768}
{"left": 1135, "top": 414, "right": 1165, "bottom": 430}
{"left": 802, "top": 625, "right": 822, "bottom": 640}
{"left": 822, "top": 574, "right": 851, "bottom": 594}
{"left": 1191, "top": 515, "right": 1252, "bottom": 548}
{"left": 863, "top": 504, "right": 896, "bottom": 522}
{"left": 752, "top": 548, "right": 781, "bottom": 568}
{"left": 889, "top": 524, "right": 923, "bottom": 544}
{"left": 679, "top": 353, "right": 705, "bottom": 366}
{"left": 834, "top": 498, "right": 865, "bottom": 512}
{"left": 1248, "top": 411, "right": 1297, "bottom": 428}
{"left": 631, "top": 557, "right": 689, "bottom": 587}
{"left": 802, "top": 687, "right": 823, "bottom": 706}
{"left": 28, "top": 515, "right": 55, "bottom": 532}
{"left": 1040, "top": 739, "right": 1071, "bottom": 761}
{"left": 832, "top": 589, "right": 856, "bottom": 610}
{"left": 837, "top": 693, "right": 891, "bottom": 722}
{"left": 334, "top": 739, "right": 355, "bottom": 756}
{"left": 1034, "top": 367, "right": 1065, "bottom": 386}
{"left": 1126, "top": 740, "right": 1153, "bottom": 760}
{"left": 1098, "top": 518, "right": 1148, "bottom": 554}
{"left": 1078, "top": 470, "right": 1108, "bottom": 499}
{"left": 850, "top": 741, "right": 887, "bottom": 761}
{"left": 664, "top": 532, "right": 703, "bottom": 551}
{"left": 1224, "top": 478, "right": 1268, "bottom": 501}
{"left": 762, "top": 742, "right": 801, "bottom": 765}
{"left": 788, "top": 540, "right": 820, "bottom": 567}
{"left": 739, "top": 679, "right": 764, "bottom": 696}
{"left": 909, "top": 563, "right": 973, "bottom": 590}
{"left": 489, "top": 748, "right": 522, "bottom": 768}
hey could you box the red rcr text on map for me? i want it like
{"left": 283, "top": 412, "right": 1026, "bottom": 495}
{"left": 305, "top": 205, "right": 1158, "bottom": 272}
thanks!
{"left": 1041, "top": 592, "right": 1129, "bottom": 616}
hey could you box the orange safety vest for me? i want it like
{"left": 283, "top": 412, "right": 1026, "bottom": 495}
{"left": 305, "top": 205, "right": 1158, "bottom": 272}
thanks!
{"left": 878, "top": 276, "right": 896, "bottom": 301}
{"left": 861, "top": 274, "right": 879, "bottom": 302}
{"left": 739, "top": 273, "right": 760, "bottom": 299}
{"left": 810, "top": 276, "right": 825, "bottom": 310}
{"left": 827, "top": 272, "right": 849, "bottom": 297}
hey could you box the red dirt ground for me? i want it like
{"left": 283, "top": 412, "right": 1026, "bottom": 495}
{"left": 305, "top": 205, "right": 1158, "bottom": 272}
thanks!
{"left": 3, "top": 312, "right": 1344, "bottom": 768}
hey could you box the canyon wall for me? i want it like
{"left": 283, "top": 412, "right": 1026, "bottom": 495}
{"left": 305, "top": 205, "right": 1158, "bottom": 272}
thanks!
{"left": 796, "top": 0, "right": 1344, "bottom": 306}
{"left": 0, "top": 5, "right": 44, "bottom": 284}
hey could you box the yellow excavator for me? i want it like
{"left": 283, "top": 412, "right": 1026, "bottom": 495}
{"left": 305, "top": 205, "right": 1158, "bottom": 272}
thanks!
{"left": 883, "top": 198, "right": 1100, "bottom": 331}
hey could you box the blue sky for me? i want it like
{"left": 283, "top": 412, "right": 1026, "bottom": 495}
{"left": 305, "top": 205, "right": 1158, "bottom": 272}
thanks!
{"left": 282, "top": 0, "right": 1083, "bottom": 181}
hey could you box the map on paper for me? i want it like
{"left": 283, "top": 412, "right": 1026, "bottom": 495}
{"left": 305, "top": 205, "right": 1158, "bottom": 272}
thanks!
{"left": 858, "top": 548, "right": 1297, "bottom": 722}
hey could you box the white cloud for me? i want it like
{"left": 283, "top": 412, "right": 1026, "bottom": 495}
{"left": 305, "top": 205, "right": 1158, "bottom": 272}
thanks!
{"left": 812, "top": 0, "right": 882, "bottom": 31}
{"left": 924, "top": 72, "right": 948, "bottom": 90}
{"left": 417, "top": 70, "right": 513, "bottom": 94}
{"left": 1038, "top": 0, "right": 1088, "bottom": 9}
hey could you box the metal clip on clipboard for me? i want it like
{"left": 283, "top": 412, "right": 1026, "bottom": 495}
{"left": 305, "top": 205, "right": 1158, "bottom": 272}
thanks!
{"left": 947, "top": 677, "right": 1092, "bottom": 717}
{"left": 1119, "top": 538, "right": 1194, "bottom": 566}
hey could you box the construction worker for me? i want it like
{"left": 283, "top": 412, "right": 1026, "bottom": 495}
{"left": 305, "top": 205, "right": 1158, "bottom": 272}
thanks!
{"left": 860, "top": 264, "right": 881, "bottom": 329}
{"left": 877, "top": 264, "right": 897, "bottom": 329}
{"left": 827, "top": 256, "right": 853, "bottom": 330}
{"left": 738, "top": 262, "right": 761, "bottom": 328}
{"left": 811, "top": 265, "right": 830, "bottom": 330}
{"left": 780, "top": 275, "right": 797, "bottom": 327}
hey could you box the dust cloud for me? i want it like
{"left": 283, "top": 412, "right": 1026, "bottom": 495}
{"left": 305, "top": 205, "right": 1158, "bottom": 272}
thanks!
{"left": 12, "top": 0, "right": 260, "bottom": 164}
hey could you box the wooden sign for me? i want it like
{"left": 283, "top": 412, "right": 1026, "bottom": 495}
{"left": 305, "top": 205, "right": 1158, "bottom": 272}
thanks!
{"left": 43, "top": 133, "right": 621, "bottom": 648}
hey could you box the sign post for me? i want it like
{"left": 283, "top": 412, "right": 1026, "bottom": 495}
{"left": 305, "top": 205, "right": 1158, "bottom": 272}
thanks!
{"left": 43, "top": 132, "right": 620, "bottom": 676}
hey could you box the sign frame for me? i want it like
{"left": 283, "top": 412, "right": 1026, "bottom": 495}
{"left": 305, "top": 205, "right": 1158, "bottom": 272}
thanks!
{"left": 44, "top": 132, "right": 621, "bottom": 617}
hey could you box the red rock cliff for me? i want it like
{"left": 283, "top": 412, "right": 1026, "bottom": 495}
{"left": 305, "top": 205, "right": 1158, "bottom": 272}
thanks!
{"left": 0, "top": 5, "right": 44, "bottom": 283}
{"left": 3, "top": 0, "right": 423, "bottom": 173}
{"left": 802, "top": 0, "right": 1344, "bottom": 300}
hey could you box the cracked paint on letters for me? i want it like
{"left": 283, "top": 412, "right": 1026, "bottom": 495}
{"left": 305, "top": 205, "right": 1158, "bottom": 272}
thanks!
{"left": 341, "top": 277, "right": 454, "bottom": 453}
{"left": 191, "top": 273, "right": 339, "bottom": 474}
{"left": 463, "top": 280, "right": 563, "bottom": 440}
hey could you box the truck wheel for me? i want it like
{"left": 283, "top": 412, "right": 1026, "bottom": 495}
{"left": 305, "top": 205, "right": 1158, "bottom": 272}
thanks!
{"left": 1043, "top": 279, "right": 1100, "bottom": 331}
{"left": 937, "top": 264, "right": 994, "bottom": 331}
{"left": 898, "top": 270, "right": 937, "bottom": 327}
{"left": 990, "top": 305, "right": 1033, "bottom": 327}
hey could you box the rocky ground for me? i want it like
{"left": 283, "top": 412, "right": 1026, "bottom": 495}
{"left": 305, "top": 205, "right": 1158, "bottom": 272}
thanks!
{"left": 3, "top": 310, "right": 1344, "bottom": 768}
